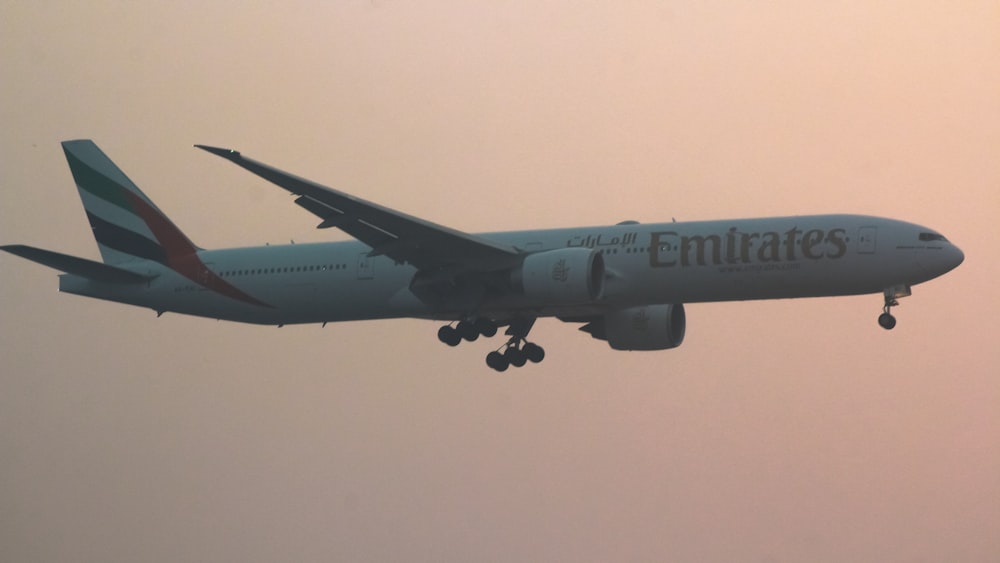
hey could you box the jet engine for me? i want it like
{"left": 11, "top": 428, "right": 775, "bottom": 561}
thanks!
{"left": 511, "top": 248, "right": 605, "bottom": 305}
{"left": 580, "top": 304, "right": 686, "bottom": 350}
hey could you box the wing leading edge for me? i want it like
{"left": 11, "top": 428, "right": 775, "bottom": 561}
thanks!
{"left": 195, "top": 145, "right": 520, "bottom": 273}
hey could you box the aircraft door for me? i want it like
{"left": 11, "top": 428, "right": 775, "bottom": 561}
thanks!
{"left": 857, "top": 226, "right": 877, "bottom": 254}
{"left": 357, "top": 252, "right": 374, "bottom": 280}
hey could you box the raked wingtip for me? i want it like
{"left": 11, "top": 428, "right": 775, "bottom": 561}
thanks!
{"left": 194, "top": 144, "right": 241, "bottom": 158}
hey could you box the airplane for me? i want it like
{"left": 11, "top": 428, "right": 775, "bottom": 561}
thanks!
{"left": 2, "top": 140, "right": 964, "bottom": 371}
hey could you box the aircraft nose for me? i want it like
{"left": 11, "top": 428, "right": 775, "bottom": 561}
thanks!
{"left": 916, "top": 241, "right": 964, "bottom": 280}
{"left": 948, "top": 244, "right": 965, "bottom": 271}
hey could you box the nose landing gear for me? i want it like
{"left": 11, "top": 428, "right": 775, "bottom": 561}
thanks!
{"left": 878, "top": 285, "right": 911, "bottom": 330}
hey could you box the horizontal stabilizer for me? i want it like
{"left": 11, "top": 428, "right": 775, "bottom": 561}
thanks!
{"left": 1, "top": 245, "right": 154, "bottom": 283}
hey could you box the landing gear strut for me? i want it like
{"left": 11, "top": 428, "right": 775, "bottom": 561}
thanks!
{"left": 437, "top": 324, "right": 462, "bottom": 346}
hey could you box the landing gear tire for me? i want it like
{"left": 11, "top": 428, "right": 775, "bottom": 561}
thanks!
{"left": 474, "top": 318, "right": 498, "bottom": 338}
{"left": 438, "top": 325, "right": 462, "bottom": 346}
{"left": 440, "top": 318, "right": 498, "bottom": 347}
{"left": 523, "top": 342, "right": 545, "bottom": 363}
{"left": 505, "top": 347, "right": 527, "bottom": 368}
{"left": 878, "top": 313, "right": 897, "bottom": 330}
{"left": 486, "top": 351, "right": 509, "bottom": 372}
{"left": 457, "top": 320, "right": 480, "bottom": 342}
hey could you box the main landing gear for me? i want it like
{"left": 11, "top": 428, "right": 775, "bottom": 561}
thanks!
{"left": 437, "top": 318, "right": 498, "bottom": 346}
{"left": 486, "top": 340, "right": 545, "bottom": 372}
{"left": 437, "top": 316, "right": 545, "bottom": 371}
{"left": 878, "top": 285, "right": 911, "bottom": 330}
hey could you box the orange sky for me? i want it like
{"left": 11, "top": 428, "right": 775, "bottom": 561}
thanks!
{"left": 2, "top": 2, "right": 998, "bottom": 561}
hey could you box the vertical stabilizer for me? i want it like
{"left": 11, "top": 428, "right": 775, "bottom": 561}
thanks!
{"left": 62, "top": 139, "right": 200, "bottom": 264}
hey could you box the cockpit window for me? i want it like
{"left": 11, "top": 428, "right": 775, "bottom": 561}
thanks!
{"left": 919, "top": 232, "right": 948, "bottom": 242}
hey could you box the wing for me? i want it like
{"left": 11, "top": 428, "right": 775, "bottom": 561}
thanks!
{"left": 195, "top": 145, "right": 520, "bottom": 273}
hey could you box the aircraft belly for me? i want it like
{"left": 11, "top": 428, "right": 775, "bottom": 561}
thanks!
{"left": 232, "top": 264, "right": 429, "bottom": 324}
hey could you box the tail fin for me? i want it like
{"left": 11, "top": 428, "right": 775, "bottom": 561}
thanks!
{"left": 62, "top": 139, "right": 200, "bottom": 264}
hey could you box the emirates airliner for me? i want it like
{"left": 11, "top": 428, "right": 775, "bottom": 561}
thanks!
{"left": 2, "top": 140, "right": 964, "bottom": 371}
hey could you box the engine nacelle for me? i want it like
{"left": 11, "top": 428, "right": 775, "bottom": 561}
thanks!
{"left": 583, "top": 304, "right": 686, "bottom": 351}
{"left": 512, "top": 248, "right": 605, "bottom": 305}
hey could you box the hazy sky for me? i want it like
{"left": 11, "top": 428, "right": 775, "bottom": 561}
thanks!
{"left": 1, "top": 2, "right": 998, "bottom": 561}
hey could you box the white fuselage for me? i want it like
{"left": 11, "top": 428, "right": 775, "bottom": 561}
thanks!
{"left": 58, "top": 214, "right": 964, "bottom": 325}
